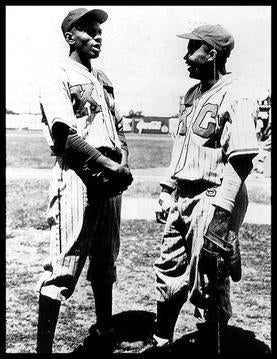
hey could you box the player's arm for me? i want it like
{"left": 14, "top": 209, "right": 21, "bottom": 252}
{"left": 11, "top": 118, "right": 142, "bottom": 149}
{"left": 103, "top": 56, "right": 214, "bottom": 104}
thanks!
{"left": 52, "top": 122, "right": 131, "bottom": 179}
{"left": 158, "top": 142, "right": 179, "bottom": 214}
{"left": 212, "top": 155, "right": 253, "bottom": 214}
{"left": 203, "top": 155, "right": 253, "bottom": 246}
{"left": 157, "top": 181, "right": 176, "bottom": 216}
{"left": 203, "top": 155, "right": 254, "bottom": 282}
{"left": 214, "top": 89, "right": 260, "bottom": 213}
{"left": 158, "top": 98, "right": 189, "bottom": 212}
{"left": 203, "top": 93, "right": 259, "bottom": 275}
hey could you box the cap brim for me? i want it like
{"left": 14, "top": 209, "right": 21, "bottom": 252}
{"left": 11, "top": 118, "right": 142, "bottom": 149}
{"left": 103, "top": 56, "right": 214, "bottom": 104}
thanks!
{"left": 176, "top": 33, "right": 202, "bottom": 41}
{"left": 80, "top": 9, "right": 108, "bottom": 24}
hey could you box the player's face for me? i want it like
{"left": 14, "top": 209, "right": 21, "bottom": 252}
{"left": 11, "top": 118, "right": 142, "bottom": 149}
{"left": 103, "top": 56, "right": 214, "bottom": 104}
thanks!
{"left": 183, "top": 40, "right": 212, "bottom": 80}
{"left": 71, "top": 22, "right": 102, "bottom": 59}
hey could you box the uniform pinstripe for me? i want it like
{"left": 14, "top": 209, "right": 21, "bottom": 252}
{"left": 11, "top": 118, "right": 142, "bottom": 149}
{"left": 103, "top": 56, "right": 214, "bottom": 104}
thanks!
{"left": 37, "top": 59, "right": 126, "bottom": 301}
{"left": 157, "top": 74, "right": 258, "bottom": 321}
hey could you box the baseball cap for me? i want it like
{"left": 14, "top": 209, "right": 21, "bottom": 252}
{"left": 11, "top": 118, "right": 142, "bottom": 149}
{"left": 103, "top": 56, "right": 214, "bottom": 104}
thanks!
{"left": 61, "top": 8, "right": 108, "bottom": 34}
{"left": 177, "top": 24, "right": 234, "bottom": 57}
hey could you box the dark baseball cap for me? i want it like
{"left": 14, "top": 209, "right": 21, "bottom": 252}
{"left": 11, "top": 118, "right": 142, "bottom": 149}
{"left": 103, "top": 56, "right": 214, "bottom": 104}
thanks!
{"left": 177, "top": 24, "right": 234, "bottom": 57}
{"left": 61, "top": 7, "right": 108, "bottom": 34}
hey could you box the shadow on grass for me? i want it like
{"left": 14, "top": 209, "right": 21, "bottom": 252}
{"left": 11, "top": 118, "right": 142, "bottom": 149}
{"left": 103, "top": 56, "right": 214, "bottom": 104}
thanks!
{"left": 72, "top": 310, "right": 156, "bottom": 354}
{"left": 112, "top": 310, "right": 156, "bottom": 343}
{"left": 171, "top": 324, "right": 271, "bottom": 357}
{"left": 71, "top": 311, "right": 271, "bottom": 357}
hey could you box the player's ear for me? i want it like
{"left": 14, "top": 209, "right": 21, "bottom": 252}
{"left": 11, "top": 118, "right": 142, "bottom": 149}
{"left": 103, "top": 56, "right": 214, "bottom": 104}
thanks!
{"left": 207, "top": 49, "right": 217, "bottom": 62}
{"left": 64, "top": 32, "right": 75, "bottom": 45}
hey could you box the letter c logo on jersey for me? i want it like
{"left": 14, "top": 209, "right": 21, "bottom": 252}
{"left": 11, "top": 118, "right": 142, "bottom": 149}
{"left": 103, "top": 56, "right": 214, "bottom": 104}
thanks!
{"left": 178, "top": 103, "right": 218, "bottom": 138}
{"left": 192, "top": 103, "right": 218, "bottom": 138}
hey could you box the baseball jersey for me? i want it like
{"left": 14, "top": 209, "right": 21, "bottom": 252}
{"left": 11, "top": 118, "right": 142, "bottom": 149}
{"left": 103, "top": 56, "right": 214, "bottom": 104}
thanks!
{"left": 39, "top": 59, "right": 127, "bottom": 155}
{"left": 161, "top": 74, "right": 259, "bottom": 189}
{"left": 39, "top": 59, "right": 128, "bottom": 227}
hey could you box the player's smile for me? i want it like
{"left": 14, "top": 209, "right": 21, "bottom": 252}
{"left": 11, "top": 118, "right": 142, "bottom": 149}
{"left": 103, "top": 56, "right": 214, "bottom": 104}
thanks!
{"left": 90, "top": 33, "right": 102, "bottom": 52}
{"left": 91, "top": 42, "right": 101, "bottom": 53}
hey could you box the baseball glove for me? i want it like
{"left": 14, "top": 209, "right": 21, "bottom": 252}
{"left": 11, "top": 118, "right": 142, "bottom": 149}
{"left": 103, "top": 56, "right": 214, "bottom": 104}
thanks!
{"left": 73, "top": 146, "right": 133, "bottom": 198}
{"left": 200, "top": 207, "right": 242, "bottom": 282}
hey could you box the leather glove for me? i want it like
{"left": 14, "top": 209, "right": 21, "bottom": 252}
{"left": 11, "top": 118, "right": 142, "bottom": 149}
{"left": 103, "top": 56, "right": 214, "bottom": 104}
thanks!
{"left": 201, "top": 206, "right": 241, "bottom": 282}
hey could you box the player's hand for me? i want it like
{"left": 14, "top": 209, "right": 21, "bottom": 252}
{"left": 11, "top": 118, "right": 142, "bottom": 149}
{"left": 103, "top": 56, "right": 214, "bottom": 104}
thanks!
{"left": 202, "top": 207, "right": 242, "bottom": 282}
{"left": 206, "top": 206, "right": 231, "bottom": 237}
{"left": 113, "top": 163, "right": 133, "bottom": 180}
{"left": 155, "top": 192, "right": 173, "bottom": 224}
{"left": 81, "top": 149, "right": 133, "bottom": 197}
{"left": 199, "top": 206, "right": 233, "bottom": 280}
{"left": 120, "top": 149, "right": 129, "bottom": 167}
{"left": 108, "top": 163, "right": 133, "bottom": 193}
{"left": 158, "top": 192, "right": 174, "bottom": 213}
{"left": 203, "top": 206, "right": 232, "bottom": 253}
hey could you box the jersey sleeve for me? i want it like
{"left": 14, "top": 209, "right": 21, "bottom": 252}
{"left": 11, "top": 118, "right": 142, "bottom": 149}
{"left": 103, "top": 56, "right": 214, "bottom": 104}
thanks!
{"left": 160, "top": 135, "right": 180, "bottom": 190}
{"left": 220, "top": 88, "right": 259, "bottom": 161}
{"left": 38, "top": 67, "right": 77, "bottom": 149}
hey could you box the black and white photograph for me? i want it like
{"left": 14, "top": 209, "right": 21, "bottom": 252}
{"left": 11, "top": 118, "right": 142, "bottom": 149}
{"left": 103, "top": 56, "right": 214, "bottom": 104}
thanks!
{"left": 5, "top": 5, "right": 271, "bottom": 355}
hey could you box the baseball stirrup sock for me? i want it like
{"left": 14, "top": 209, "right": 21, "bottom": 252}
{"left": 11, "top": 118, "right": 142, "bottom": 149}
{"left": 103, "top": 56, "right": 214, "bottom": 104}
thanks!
{"left": 36, "top": 294, "right": 61, "bottom": 353}
{"left": 156, "top": 295, "right": 184, "bottom": 340}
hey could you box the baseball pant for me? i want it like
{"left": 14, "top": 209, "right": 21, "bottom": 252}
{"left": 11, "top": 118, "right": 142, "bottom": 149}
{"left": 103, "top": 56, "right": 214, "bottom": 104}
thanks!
{"left": 154, "top": 182, "right": 248, "bottom": 322}
{"left": 37, "top": 162, "right": 121, "bottom": 301}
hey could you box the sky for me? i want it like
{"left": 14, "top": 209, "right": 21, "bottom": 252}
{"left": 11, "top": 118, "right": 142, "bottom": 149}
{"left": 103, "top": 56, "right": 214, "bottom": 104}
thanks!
{"left": 6, "top": 5, "right": 271, "bottom": 116}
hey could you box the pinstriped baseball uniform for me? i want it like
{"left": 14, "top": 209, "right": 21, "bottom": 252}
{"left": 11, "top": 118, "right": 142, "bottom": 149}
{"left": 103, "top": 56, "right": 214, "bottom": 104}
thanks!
{"left": 37, "top": 59, "right": 127, "bottom": 301}
{"left": 156, "top": 74, "right": 259, "bottom": 321}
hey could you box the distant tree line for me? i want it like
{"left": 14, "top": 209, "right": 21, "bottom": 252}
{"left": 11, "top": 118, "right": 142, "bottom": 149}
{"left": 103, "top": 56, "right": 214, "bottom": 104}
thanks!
{"left": 6, "top": 109, "right": 19, "bottom": 115}
{"left": 128, "top": 110, "right": 143, "bottom": 118}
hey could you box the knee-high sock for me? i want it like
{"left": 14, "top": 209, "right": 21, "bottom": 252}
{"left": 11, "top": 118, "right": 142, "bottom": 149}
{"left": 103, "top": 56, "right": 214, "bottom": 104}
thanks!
{"left": 36, "top": 294, "right": 61, "bottom": 353}
{"left": 156, "top": 292, "right": 185, "bottom": 340}
{"left": 92, "top": 282, "right": 113, "bottom": 331}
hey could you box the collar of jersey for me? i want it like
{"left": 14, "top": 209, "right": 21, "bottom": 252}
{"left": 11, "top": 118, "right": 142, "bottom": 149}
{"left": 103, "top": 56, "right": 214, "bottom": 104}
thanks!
{"left": 185, "top": 73, "right": 237, "bottom": 107}
{"left": 203, "top": 73, "right": 236, "bottom": 93}
{"left": 191, "top": 73, "right": 235, "bottom": 101}
{"left": 66, "top": 58, "right": 95, "bottom": 73}
{"left": 64, "top": 58, "right": 101, "bottom": 83}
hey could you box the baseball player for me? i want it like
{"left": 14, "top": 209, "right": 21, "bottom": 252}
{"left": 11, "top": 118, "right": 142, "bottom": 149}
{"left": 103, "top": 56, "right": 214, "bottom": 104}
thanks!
{"left": 36, "top": 8, "right": 133, "bottom": 353}
{"left": 142, "top": 24, "right": 259, "bottom": 353}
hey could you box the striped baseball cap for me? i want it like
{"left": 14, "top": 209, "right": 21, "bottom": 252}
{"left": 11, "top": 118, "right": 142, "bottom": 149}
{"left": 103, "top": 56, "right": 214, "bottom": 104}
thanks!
{"left": 177, "top": 24, "right": 234, "bottom": 57}
{"left": 61, "top": 8, "right": 108, "bottom": 34}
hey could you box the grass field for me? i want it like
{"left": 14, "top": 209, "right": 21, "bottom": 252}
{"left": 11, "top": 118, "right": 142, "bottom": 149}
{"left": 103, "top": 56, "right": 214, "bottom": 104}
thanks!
{"left": 6, "top": 131, "right": 173, "bottom": 169}
{"left": 6, "top": 175, "right": 270, "bottom": 232}
{"left": 5, "top": 130, "right": 271, "bottom": 354}
{"left": 6, "top": 223, "right": 271, "bottom": 354}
